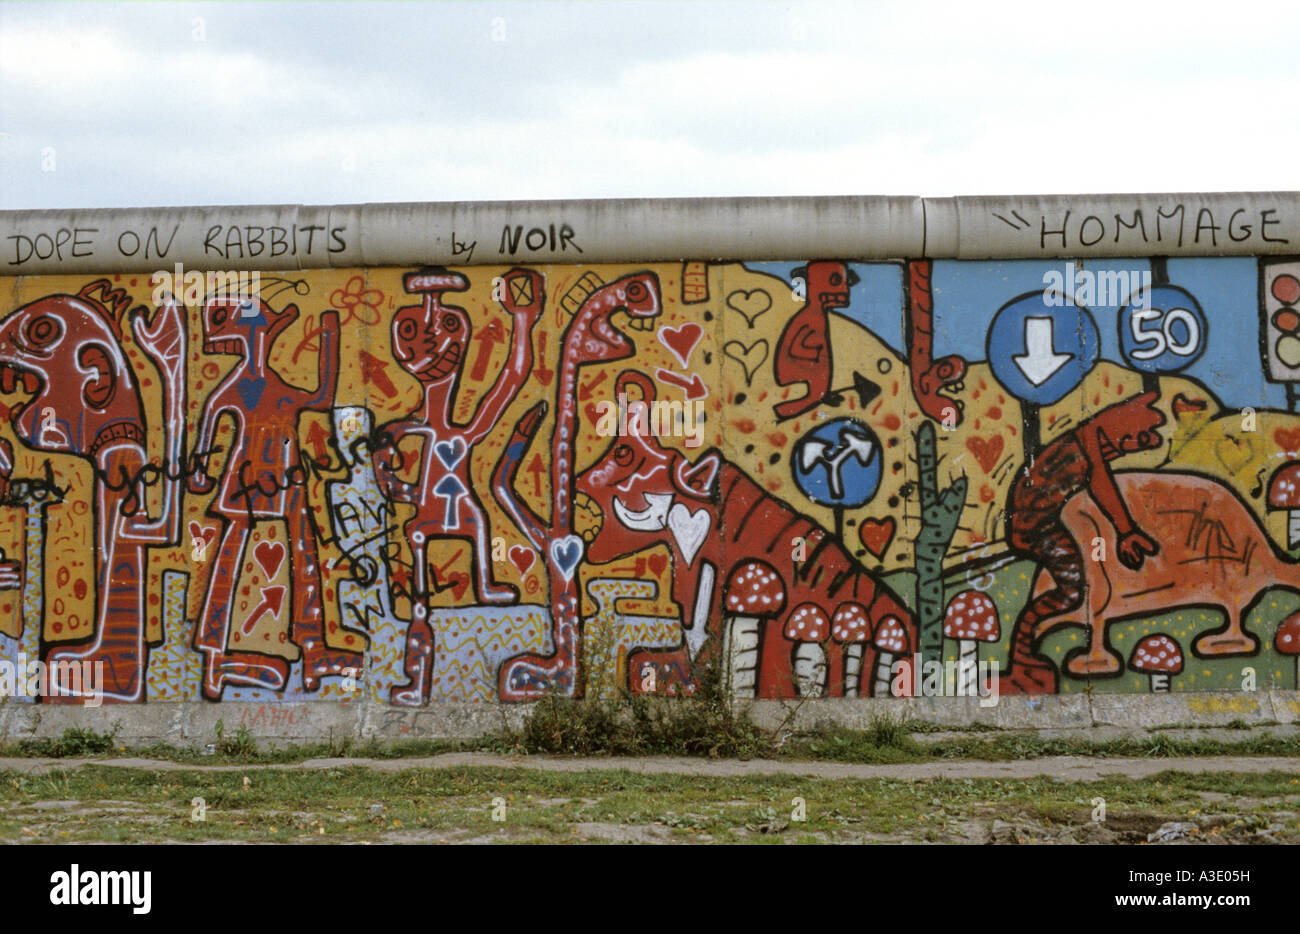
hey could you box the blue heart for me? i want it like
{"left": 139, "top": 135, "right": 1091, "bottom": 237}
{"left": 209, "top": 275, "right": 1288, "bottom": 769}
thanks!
{"left": 549, "top": 534, "right": 584, "bottom": 582}
{"left": 434, "top": 438, "right": 466, "bottom": 470}
{"left": 236, "top": 376, "right": 266, "bottom": 410}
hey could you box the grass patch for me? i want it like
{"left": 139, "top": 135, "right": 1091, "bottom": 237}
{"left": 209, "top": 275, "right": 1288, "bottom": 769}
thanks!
{"left": 1, "top": 763, "right": 1295, "bottom": 845}
{"left": 11, "top": 726, "right": 122, "bottom": 758}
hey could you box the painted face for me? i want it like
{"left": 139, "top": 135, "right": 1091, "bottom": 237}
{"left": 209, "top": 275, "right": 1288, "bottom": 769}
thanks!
{"left": 805, "top": 261, "right": 858, "bottom": 310}
{"left": 201, "top": 295, "right": 295, "bottom": 356}
{"left": 574, "top": 430, "right": 675, "bottom": 562}
{"left": 580, "top": 272, "right": 663, "bottom": 361}
{"left": 391, "top": 297, "right": 470, "bottom": 384}
{"left": 0, "top": 294, "right": 139, "bottom": 454}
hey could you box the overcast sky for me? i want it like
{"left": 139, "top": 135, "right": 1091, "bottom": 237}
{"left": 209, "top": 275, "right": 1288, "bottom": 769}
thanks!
{"left": 2, "top": 0, "right": 1298, "bottom": 209}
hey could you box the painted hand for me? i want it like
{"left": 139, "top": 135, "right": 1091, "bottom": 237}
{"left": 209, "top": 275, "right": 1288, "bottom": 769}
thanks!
{"left": 1117, "top": 529, "right": 1159, "bottom": 570}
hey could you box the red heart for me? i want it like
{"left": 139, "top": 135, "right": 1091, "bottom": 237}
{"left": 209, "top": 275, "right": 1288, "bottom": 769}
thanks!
{"left": 253, "top": 541, "right": 286, "bottom": 580}
{"left": 659, "top": 323, "right": 703, "bottom": 368}
{"left": 858, "top": 517, "right": 896, "bottom": 559}
{"left": 966, "top": 435, "right": 1004, "bottom": 474}
{"left": 188, "top": 521, "right": 217, "bottom": 551}
{"left": 449, "top": 574, "right": 470, "bottom": 602}
{"left": 584, "top": 402, "right": 602, "bottom": 428}
{"left": 648, "top": 553, "right": 668, "bottom": 578}
{"left": 509, "top": 545, "right": 535, "bottom": 574}
{"left": 1276, "top": 427, "right": 1300, "bottom": 454}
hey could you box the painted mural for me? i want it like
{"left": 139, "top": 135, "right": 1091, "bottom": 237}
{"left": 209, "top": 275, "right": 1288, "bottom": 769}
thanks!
{"left": 2, "top": 255, "right": 1300, "bottom": 704}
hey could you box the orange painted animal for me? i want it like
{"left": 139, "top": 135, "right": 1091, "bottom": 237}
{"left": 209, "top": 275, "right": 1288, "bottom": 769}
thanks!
{"left": 1029, "top": 471, "right": 1299, "bottom": 678}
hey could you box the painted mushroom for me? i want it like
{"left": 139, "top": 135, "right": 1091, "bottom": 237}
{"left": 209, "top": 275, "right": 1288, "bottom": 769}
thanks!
{"left": 785, "top": 603, "right": 830, "bottom": 697}
{"left": 831, "top": 603, "right": 871, "bottom": 697}
{"left": 722, "top": 560, "right": 786, "bottom": 698}
{"left": 1267, "top": 462, "right": 1300, "bottom": 548}
{"left": 1129, "top": 634, "right": 1183, "bottom": 693}
{"left": 943, "top": 590, "right": 1000, "bottom": 697}
{"left": 870, "top": 615, "right": 910, "bottom": 698}
{"left": 1275, "top": 616, "right": 1300, "bottom": 688}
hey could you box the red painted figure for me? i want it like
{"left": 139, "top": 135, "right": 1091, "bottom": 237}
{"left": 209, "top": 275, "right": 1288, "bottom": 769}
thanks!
{"left": 0, "top": 282, "right": 186, "bottom": 702}
{"left": 372, "top": 267, "right": 542, "bottom": 706}
{"left": 773, "top": 261, "right": 858, "bottom": 421}
{"left": 189, "top": 294, "right": 359, "bottom": 699}
{"left": 1002, "top": 390, "right": 1166, "bottom": 693}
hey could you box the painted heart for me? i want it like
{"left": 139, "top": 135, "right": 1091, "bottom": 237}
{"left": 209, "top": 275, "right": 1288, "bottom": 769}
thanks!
{"left": 253, "top": 540, "right": 286, "bottom": 580}
{"left": 1215, "top": 435, "right": 1257, "bottom": 475}
{"left": 966, "top": 435, "right": 1004, "bottom": 475}
{"left": 725, "top": 289, "right": 772, "bottom": 327}
{"left": 667, "top": 502, "right": 711, "bottom": 566}
{"left": 658, "top": 323, "right": 703, "bottom": 368}
{"left": 434, "top": 437, "right": 467, "bottom": 470}
{"left": 235, "top": 376, "right": 266, "bottom": 410}
{"left": 549, "top": 534, "right": 585, "bottom": 583}
{"left": 509, "top": 545, "right": 535, "bottom": 575}
{"left": 1276, "top": 426, "right": 1300, "bottom": 454}
{"left": 648, "top": 553, "right": 668, "bottom": 578}
{"left": 188, "top": 521, "right": 218, "bottom": 552}
{"left": 723, "top": 339, "right": 769, "bottom": 386}
{"left": 858, "top": 517, "right": 896, "bottom": 559}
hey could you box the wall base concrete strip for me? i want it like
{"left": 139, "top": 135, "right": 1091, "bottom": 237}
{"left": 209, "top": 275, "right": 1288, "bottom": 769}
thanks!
{"left": 1, "top": 692, "right": 1297, "bottom": 747}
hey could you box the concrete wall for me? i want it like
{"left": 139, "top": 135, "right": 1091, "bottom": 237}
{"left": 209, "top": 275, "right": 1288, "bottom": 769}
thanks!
{"left": 1, "top": 194, "right": 1299, "bottom": 723}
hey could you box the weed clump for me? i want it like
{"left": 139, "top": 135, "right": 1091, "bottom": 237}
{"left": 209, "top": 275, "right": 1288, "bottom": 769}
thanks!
{"left": 509, "top": 664, "right": 774, "bottom": 759}
{"left": 18, "top": 725, "right": 120, "bottom": 757}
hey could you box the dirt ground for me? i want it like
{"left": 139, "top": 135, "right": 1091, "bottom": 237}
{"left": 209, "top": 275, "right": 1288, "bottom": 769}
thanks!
{"left": 2, "top": 754, "right": 1296, "bottom": 844}
{"left": 3, "top": 751, "right": 1298, "bottom": 780}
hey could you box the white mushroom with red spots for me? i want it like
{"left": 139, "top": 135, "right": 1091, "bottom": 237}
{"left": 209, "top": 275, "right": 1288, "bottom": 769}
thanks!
{"left": 830, "top": 603, "right": 871, "bottom": 697}
{"left": 943, "top": 590, "right": 1000, "bottom": 697}
{"left": 870, "top": 615, "right": 910, "bottom": 698}
{"left": 1129, "top": 634, "right": 1183, "bottom": 693}
{"left": 1267, "top": 463, "right": 1300, "bottom": 548}
{"left": 1274, "top": 616, "right": 1300, "bottom": 688}
{"left": 721, "top": 561, "right": 786, "bottom": 698}
{"left": 785, "top": 603, "right": 830, "bottom": 697}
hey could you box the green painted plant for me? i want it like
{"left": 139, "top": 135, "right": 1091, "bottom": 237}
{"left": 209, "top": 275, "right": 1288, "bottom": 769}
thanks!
{"left": 914, "top": 422, "right": 967, "bottom": 664}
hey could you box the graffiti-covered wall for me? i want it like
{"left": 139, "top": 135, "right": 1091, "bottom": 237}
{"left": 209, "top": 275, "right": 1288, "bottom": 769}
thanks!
{"left": 3, "top": 254, "right": 1300, "bottom": 705}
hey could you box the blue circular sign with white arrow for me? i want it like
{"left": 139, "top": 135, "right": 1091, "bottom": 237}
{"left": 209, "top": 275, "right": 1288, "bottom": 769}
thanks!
{"left": 1118, "top": 284, "right": 1207, "bottom": 374}
{"left": 987, "top": 290, "right": 1100, "bottom": 406}
{"left": 791, "top": 417, "right": 881, "bottom": 508}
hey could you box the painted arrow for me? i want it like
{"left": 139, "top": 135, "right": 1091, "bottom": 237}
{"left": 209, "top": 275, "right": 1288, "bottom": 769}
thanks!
{"left": 1013, "top": 317, "right": 1072, "bottom": 386}
{"left": 305, "top": 420, "right": 331, "bottom": 461}
{"left": 656, "top": 368, "right": 708, "bottom": 400}
{"left": 359, "top": 350, "right": 399, "bottom": 397}
{"left": 534, "top": 333, "right": 555, "bottom": 386}
{"left": 469, "top": 319, "right": 505, "bottom": 382}
{"left": 241, "top": 585, "right": 286, "bottom": 635}
{"left": 526, "top": 452, "right": 546, "bottom": 499}
{"left": 434, "top": 474, "right": 468, "bottom": 529}
{"left": 579, "top": 371, "right": 609, "bottom": 401}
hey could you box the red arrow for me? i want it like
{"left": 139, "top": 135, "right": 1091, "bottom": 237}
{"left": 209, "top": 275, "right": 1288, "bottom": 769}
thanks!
{"left": 534, "top": 333, "right": 554, "bottom": 386}
{"left": 241, "top": 585, "right": 285, "bottom": 635}
{"left": 305, "top": 420, "right": 331, "bottom": 461}
{"left": 359, "top": 350, "right": 398, "bottom": 397}
{"left": 656, "top": 368, "right": 708, "bottom": 400}
{"left": 526, "top": 453, "right": 545, "bottom": 498}
{"left": 469, "top": 319, "right": 505, "bottom": 382}
{"left": 579, "top": 371, "right": 608, "bottom": 401}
